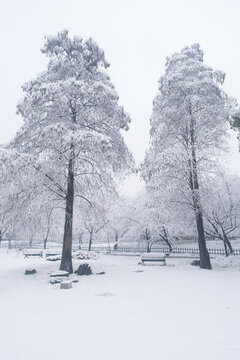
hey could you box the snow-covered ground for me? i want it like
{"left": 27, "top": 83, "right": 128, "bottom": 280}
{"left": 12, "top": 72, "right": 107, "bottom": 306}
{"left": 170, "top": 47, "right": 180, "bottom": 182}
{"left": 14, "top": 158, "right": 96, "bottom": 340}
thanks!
{"left": 0, "top": 249, "right": 240, "bottom": 360}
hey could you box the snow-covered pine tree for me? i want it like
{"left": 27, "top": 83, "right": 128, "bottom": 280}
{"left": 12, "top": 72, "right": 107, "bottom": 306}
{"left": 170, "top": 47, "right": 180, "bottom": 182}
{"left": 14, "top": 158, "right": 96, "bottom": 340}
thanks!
{"left": 142, "top": 44, "right": 230, "bottom": 269}
{"left": 14, "top": 30, "right": 133, "bottom": 273}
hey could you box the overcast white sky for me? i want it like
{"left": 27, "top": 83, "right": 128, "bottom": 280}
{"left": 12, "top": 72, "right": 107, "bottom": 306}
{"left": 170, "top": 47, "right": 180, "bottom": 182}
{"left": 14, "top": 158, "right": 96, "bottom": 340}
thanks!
{"left": 0, "top": 0, "right": 240, "bottom": 193}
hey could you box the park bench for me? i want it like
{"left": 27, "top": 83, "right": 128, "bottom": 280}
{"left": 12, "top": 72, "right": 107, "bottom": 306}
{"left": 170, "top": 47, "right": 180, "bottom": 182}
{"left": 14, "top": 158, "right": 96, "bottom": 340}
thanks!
{"left": 45, "top": 250, "right": 62, "bottom": 258}
{"left": 141, "top": 253, "right": 169, "bottom": 266}
{"left": 24, "top": 250, "right": 43, "bottom": 258}
{"left": 50, "top": 270, "right": 69, "bottom": 284}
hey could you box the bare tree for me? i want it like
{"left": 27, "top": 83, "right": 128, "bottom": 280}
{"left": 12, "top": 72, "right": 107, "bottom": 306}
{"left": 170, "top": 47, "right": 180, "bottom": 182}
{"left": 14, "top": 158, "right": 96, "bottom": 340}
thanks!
{"left": 203, "top": 175, "right": 240, "bottom": 256}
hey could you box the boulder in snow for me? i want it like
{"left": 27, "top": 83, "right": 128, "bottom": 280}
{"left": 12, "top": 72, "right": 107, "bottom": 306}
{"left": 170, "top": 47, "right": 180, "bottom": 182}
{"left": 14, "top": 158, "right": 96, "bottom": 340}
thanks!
{"left": 25, "top": 268, "right": 37, "bottom": 275}
{"left": 74, "top": 263, "right": 92, "bottom": 276}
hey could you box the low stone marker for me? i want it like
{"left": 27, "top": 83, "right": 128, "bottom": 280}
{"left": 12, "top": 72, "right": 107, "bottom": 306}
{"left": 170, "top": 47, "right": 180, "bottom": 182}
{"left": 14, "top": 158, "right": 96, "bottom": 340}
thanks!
{"left": 60, "top": 280, "right": 72, "bottom": 289}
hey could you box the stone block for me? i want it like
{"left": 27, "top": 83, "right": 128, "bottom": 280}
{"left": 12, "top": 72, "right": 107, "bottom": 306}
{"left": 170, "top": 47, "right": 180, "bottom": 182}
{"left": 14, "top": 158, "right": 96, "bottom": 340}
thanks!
{"left": 60, "top": 280, "right": 72, "bottom": 289}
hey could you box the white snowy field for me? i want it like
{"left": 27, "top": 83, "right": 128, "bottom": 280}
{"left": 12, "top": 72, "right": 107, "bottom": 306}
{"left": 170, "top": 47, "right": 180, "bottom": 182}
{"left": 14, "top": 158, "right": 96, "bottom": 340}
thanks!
{"left": 0, "top": 250, "right": 240, "bottom": 360}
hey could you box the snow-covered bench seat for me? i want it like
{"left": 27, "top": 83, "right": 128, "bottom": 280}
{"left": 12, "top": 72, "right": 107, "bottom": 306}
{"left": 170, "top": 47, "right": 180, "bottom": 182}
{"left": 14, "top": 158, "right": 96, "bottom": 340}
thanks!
{"left": 141, "top": 253, "right": 169, "bottom": 266}
{"left": 24, "top": 250, "right": 43, "bottom": 258}
{"left": 45, "top": 250, "right": 62, "bottom": 258}
{"left": 50, "top": 270, "right": 69, "bottom": 284}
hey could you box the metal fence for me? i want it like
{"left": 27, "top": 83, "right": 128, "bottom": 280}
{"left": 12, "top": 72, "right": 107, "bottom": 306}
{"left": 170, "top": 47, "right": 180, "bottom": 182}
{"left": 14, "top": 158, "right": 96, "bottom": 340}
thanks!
{"left": 112, "top": 246, "right": 240, "bottom": 256}
{"left": 1, "top": 240, "right": 240, "bottom": 256}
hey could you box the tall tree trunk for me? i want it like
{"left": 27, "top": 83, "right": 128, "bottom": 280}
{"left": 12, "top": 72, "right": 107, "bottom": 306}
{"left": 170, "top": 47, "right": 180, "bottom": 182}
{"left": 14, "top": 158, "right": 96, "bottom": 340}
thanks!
{"left": 195, "top": 211, "right": 211, "bottom": 268}
{"left": 78, "top": 232, "right": 83, "bottom": 250}
{"left": 88, "top": 229, "right": 93, "bottom": 251}
{"left": 60, "top": 154, "right": 74, "bottom": 274}
{"left": 223, "top": 231, "right": 233, "bottom": 255}
{"left": 222, "top": 238, "right": 229, "bottom": 257}
{"left": 43, "top": 233, "right": 48, "bottom": 250}
{"left": 189, "top": 114, "right": 211, "bottom": 269}
{"left": 60, "top": 106, "right": 77, "bottom": 273}
{"left": 43, "top": 227, "right": 50, "bottom": 250}
{"left": 160, "top": 227, "right": 172, "bottom": 252}
{"left": 113, "top": 232, "right": 118, "bottom": 250}
{"left": 145, "top": 228, "right": 151, "bottom": 253}
{"left": 43, "top": 209, "right": 52, "bottom": 250}
{"left": 29, "top": 235, "right": 33, "bottom": 248}
{"left": 146, "top": 243, "right": 151, "bottom": 253}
